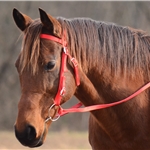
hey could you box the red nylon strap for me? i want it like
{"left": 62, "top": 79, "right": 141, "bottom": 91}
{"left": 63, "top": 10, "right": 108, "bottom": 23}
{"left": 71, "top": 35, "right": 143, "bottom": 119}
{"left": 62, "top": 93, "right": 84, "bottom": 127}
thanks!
{"left": 53, "top": 51, "right": 67, "bottom": 106}
{"left": 58, "top": 82, "right": 150, "bottom": 116}
{"left": 40, "top": 34, "right": 67, "bottom": 47}
{"left": 66, "top": 52, "right": 80, "bottom": 86}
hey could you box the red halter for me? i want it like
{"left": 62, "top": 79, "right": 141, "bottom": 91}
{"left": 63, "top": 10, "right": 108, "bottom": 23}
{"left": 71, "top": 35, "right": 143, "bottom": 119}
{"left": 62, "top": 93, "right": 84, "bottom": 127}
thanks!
{"left": 40, "top": 32, "right": 81, "bottom": 121}
{"left": 40, "top": 32, "right": 150, "bottom": 122}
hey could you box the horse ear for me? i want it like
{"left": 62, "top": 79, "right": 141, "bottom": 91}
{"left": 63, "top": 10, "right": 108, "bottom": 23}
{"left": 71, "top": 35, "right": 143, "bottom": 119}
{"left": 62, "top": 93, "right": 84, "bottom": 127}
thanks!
{"left": 13, "top": 8, "right": 32, "bottom": 31}
{"left": 39, "top": 8, "right": 62, "bottom": 38}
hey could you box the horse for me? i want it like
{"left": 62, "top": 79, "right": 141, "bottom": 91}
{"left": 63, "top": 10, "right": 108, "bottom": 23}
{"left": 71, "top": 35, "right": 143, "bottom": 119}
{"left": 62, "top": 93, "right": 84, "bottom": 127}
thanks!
{"left": 13, "top": 8, "right": 150, "bottom": 149}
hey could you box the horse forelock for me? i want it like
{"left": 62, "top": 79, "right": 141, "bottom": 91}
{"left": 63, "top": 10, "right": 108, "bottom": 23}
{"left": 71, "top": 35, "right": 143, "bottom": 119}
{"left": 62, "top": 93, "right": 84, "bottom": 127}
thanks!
{"left": 19, "top": 19, "right": 42, "bottom": 75}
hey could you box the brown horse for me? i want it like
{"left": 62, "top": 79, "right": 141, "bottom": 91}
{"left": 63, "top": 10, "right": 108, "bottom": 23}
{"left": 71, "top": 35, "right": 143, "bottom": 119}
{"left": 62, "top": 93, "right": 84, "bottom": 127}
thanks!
{"left": 13, "top": 8, "right": 150, "bottom": 149}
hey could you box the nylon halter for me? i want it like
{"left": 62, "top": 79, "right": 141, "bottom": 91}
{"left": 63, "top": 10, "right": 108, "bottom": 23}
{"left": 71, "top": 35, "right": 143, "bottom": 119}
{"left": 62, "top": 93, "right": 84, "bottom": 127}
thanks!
{"left": 40, "top": 32, "right": 81, "bottom": 121}
{"left": 40, "top": 31, "right": 150, "bottom": 122}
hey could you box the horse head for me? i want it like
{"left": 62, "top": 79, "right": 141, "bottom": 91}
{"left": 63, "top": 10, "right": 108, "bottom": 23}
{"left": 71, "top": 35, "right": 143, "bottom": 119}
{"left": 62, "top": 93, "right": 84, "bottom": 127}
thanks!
{"left": 13, "top": 8, "right": 78, "bottom": 147}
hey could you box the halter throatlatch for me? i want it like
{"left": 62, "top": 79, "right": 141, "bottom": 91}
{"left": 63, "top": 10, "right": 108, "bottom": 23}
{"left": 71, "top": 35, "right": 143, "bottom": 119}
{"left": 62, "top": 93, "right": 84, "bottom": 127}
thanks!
{"left": 40, "top": 31, "right": 150, "bottom": 122}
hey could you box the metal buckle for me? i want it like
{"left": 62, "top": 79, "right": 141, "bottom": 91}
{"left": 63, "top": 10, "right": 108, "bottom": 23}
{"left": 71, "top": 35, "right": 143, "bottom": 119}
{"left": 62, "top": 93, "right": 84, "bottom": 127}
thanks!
{"left": 63, "top": 47, "right": 67, "bottom": 54}
{"left": 60, "top": 87, "right": 65, "bottom": 96}
{"left": 45, "top": 104, "right": 60, "bottom": 122}
{"left": 71, "top": 58, "right": 78, "bottom": 67}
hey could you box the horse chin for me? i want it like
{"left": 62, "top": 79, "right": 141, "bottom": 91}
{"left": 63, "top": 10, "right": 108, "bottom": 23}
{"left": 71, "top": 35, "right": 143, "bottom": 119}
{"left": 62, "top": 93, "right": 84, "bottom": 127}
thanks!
{"left": 31, "top": 124, "right": 48, "bottom": 148}
{"left": 17, "top": 135, "right": 44, "bottom": 148}
{"left": 30, "top": 136, "right": 45, "bottom": 147}
{"left": 28, "top": 140, "right": 43, "bottom": 148}
{"left": 28, "top": 136, "right": 44, "bottom": 148}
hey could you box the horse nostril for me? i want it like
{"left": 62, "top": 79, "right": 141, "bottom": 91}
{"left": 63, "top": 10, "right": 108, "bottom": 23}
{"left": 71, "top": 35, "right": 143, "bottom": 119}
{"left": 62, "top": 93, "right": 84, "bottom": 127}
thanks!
{"left": 15, "top": 124, "right": 37, "bottom": 146}
{"left": 26, "top": 125, "right": 36, "bottom": 141}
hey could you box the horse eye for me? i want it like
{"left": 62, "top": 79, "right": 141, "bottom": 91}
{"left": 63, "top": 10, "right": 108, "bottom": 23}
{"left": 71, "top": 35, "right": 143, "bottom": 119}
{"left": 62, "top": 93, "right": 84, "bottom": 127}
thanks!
{"left": 45, "top": 61, "right": 55, "bottom": 71}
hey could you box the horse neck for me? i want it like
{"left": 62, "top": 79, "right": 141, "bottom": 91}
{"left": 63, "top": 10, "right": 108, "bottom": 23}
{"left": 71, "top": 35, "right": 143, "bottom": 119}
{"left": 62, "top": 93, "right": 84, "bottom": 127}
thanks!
{"left": 74, "top": 68, "right": 118, "bottom": 138}
{"left": 75, "top": 66, "right": 149, "bottom": 143}
{"left": 68, "top": 18, "right": 150, "bottom": 143}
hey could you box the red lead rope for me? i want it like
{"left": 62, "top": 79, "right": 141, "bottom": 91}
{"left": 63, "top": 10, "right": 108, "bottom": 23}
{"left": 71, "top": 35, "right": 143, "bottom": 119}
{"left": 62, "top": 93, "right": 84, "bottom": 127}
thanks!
{"left": 40, "top": 32, "right": 150, "bottom": 119}
{"left": 59, "top": 82, "right": 150, "bottom": 116}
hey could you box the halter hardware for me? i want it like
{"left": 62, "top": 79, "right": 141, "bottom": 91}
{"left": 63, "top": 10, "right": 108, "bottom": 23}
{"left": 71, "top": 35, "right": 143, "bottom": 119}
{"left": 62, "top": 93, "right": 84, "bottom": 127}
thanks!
{"left": 45, "top": 104, "right": 60, "bottom": 122}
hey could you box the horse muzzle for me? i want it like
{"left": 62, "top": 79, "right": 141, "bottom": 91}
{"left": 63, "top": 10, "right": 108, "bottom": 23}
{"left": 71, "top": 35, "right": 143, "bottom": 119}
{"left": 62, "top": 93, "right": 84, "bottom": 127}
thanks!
{"left": 14, "top": 124, "right": 44, "bottom": 147}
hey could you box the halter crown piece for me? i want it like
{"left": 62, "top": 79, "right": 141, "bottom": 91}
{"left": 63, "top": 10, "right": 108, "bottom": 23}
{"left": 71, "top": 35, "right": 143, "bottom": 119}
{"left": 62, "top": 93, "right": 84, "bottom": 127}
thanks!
{"left": 40, "top": 30, "right": 150, "bottom": 122}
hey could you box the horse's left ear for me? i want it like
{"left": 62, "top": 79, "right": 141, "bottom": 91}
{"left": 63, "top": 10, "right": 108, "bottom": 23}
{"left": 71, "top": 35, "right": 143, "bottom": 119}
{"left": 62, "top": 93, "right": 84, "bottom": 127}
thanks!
{"left": 39, "top": 8, "right": 62, "bottom": 38}
{"left": 13, "top": 8, "right": 32, "bottom": 31}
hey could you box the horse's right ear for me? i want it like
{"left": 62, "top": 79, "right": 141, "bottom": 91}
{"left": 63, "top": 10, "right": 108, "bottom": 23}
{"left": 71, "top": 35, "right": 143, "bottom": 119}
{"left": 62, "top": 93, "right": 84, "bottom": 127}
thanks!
{"left": 13, "top": 8, "right": 32, "bottom": 31}
{"left": 39, "top": 8, "right": 62, "bottom": 38}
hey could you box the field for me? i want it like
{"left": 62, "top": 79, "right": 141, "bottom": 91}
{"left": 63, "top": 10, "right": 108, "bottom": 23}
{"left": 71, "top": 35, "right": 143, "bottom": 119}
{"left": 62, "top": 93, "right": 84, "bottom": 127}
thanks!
{"left": 0, "top": 130, "right": 91, "bottom": 150}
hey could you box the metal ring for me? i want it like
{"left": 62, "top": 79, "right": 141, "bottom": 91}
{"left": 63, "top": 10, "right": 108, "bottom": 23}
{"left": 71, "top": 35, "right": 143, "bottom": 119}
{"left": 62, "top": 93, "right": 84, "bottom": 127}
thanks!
{"left": 45, "top": 104, "right": 60, "bottom": 122}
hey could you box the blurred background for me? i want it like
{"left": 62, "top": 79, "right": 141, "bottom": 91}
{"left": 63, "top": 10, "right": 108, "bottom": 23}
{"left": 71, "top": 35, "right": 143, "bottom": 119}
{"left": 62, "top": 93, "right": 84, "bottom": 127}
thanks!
{"left": 0, "top": 1, "right": 150, "bottom": 149}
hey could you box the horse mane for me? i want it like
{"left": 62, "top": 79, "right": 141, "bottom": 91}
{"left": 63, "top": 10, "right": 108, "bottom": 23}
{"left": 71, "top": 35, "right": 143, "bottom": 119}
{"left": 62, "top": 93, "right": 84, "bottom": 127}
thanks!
{"left": 19, "top": 17, "right": 150, "bottom": 80}
{"left": 58, "top": 18, "right": 150, "bottom": 80}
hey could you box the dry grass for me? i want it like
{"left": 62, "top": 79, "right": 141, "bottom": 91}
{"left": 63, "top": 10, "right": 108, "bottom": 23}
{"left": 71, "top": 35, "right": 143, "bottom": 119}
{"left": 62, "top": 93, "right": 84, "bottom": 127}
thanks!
{"left": 0, "top": 130, "right": 91, "bottom": 150}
